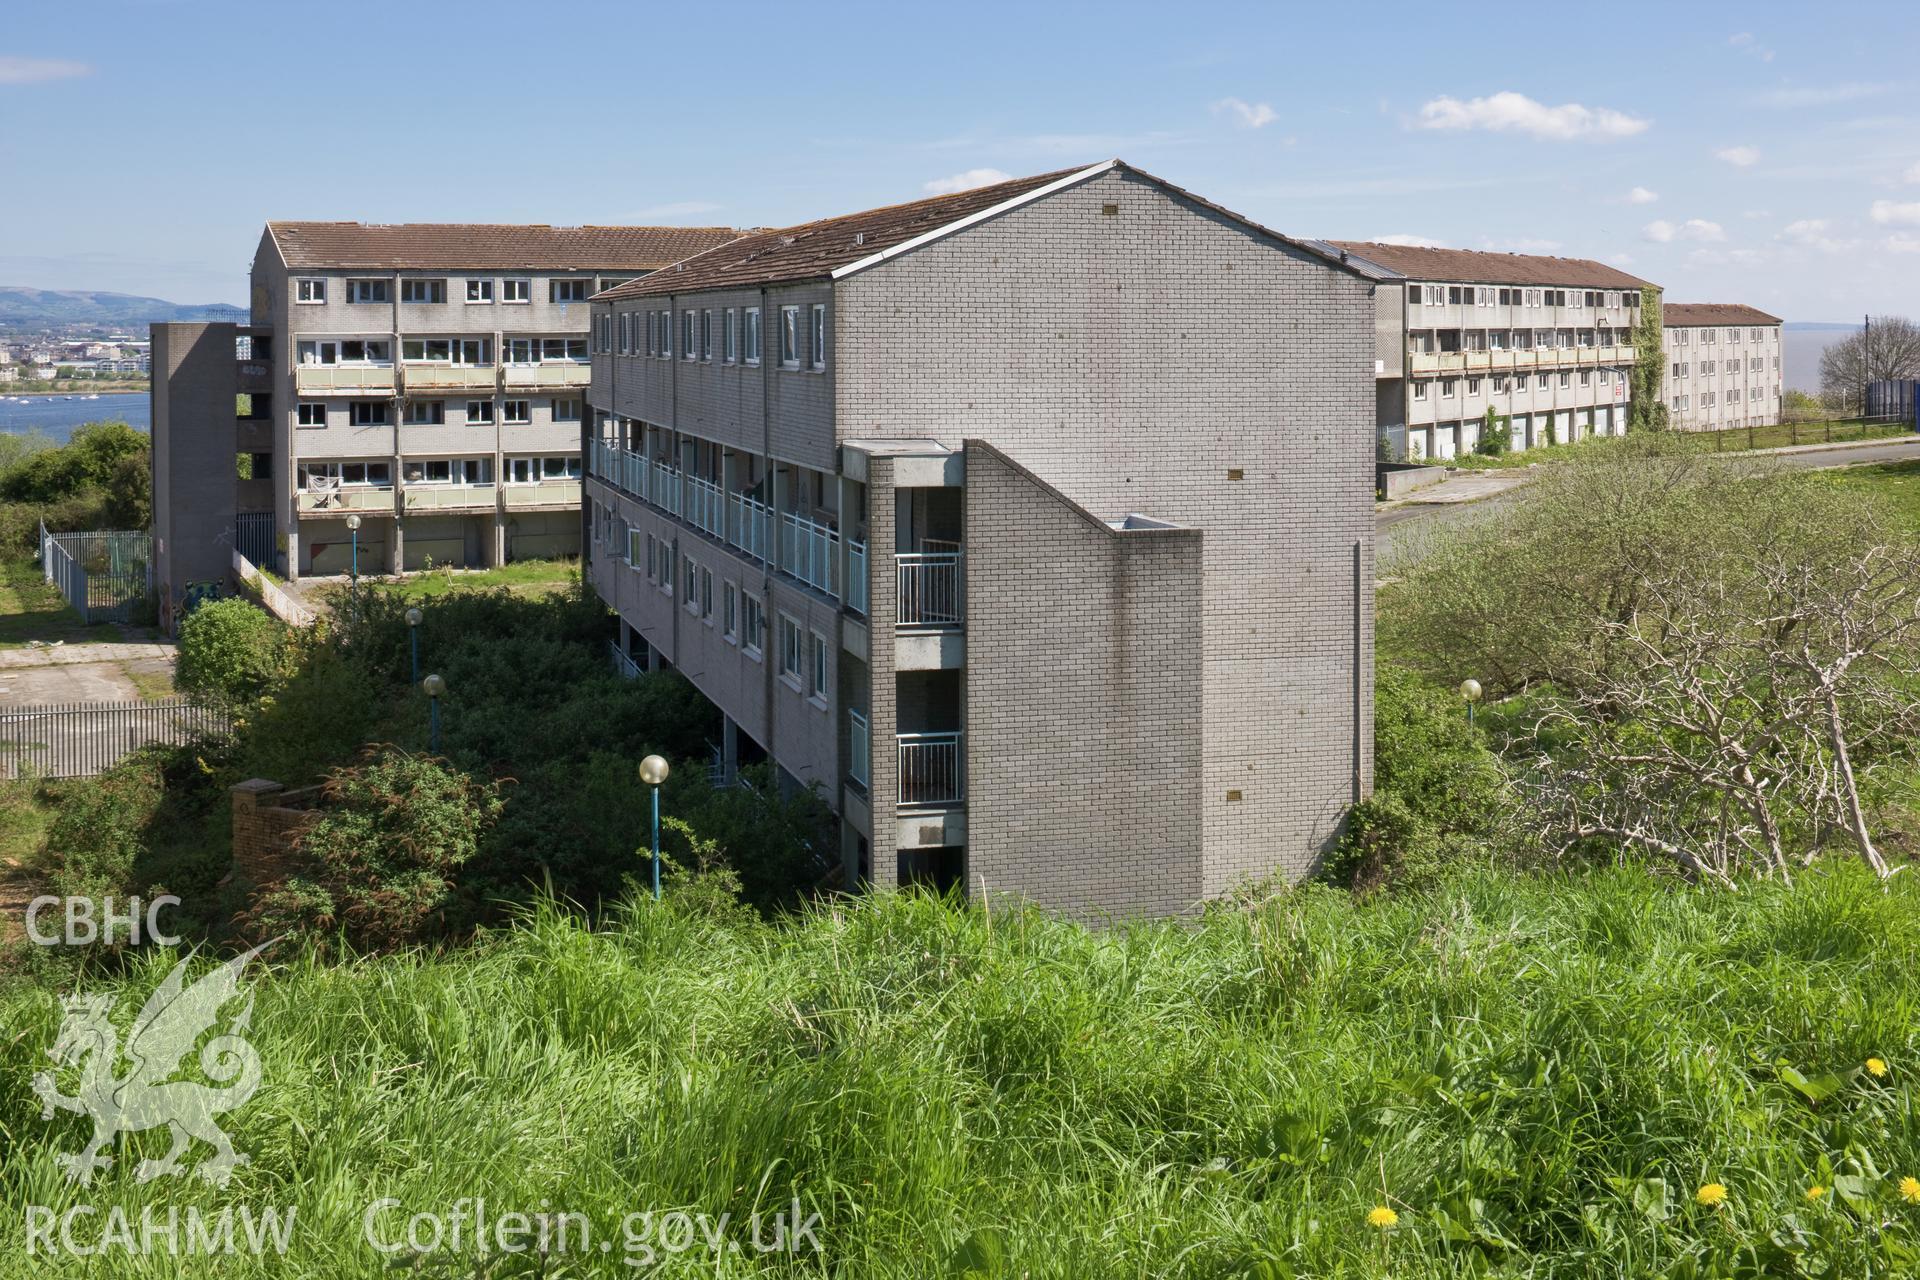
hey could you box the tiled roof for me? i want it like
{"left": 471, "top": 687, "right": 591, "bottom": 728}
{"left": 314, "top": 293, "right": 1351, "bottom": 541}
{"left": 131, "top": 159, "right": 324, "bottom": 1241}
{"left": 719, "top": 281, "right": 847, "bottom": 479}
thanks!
{"left": 1662, "top": 302, "right": 1782, "bottom": 327}
{"left": 266, "top": 223, "right": 741, "bottom": 271}
{"left": 598, "top": 160, "right": 1373, "bottom": 301}
{"left": 1327, "top": 241, "right": 1655, "bottom": 291}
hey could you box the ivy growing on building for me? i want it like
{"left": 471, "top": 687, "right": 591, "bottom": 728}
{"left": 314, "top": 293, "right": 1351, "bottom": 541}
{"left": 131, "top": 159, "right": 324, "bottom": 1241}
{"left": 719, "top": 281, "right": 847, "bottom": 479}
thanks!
{"left": 1629, "top": 286, "right": 1669, "bottom": 432}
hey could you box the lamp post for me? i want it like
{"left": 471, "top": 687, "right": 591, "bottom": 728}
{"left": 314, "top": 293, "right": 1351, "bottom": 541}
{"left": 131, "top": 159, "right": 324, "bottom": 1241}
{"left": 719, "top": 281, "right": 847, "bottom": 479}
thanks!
{"left": 639, "top": 754, "right": 670, "bottom": 901}
{"left": 423, "top": 673, "right": 445, "bottom": 753}
{"left": 1459, "top": 677, "right": 1483, "bottom": 727}
{"left": 406, "top": 607, "right": 423, "bottom": 685}
{"left": 345, "top": 513, "right": 362, "bottom": 584}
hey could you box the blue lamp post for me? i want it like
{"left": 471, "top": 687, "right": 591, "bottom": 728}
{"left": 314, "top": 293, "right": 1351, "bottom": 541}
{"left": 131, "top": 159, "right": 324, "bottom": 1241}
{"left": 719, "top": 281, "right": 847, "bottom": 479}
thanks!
{"left": 1460, "top": 677, "right": 1483, "bottom": 727}
{"left": 345, "top": 513, "right": 362, "bottom": 583}
{"left": 406, "top": 607, "right": 423, "bottom": 685}
{"left": 423, "top": 673, "right": 446, "bottom": 753}
{"left": 639, "top": 754, "right": 670, "bottom": 900}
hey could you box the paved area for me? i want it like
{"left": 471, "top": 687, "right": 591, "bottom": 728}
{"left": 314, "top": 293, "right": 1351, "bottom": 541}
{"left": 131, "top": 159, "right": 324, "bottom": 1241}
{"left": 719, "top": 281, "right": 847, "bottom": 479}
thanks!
{"left": 0, "top": 640, "right": 175, "bottom": 670}
{"left": 0, "top": 655, "right": 172, "bottom": 704}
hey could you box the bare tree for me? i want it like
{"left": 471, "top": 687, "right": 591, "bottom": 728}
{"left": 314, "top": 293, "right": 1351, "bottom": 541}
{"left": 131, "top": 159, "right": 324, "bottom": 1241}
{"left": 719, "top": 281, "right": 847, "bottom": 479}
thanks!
{"left": 1819, "top": 316, "right": 1920, "bottom": 415}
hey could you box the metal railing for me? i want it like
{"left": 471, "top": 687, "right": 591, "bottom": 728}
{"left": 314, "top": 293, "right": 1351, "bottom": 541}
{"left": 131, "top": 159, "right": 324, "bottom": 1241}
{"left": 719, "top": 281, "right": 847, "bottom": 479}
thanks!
{"left": 404, "top": 484, "right": 496, "bottom": 512}
{"left": 729, "top": 493, "right": 772, "bottom": 562}
{"left": 898, "top": 731, "right": 963, "bottom": 808}
{"left": 0, "top": 698, "right": 234, "bottom": 780}
{"left": 896, "top": 551, "right": 964, "bottom": 628}
{"left": 502, "top": 363, "right": 591, "bottom": 388}
{"left": 651, "top": 461, "right": 682, "bottom": 517}
{"left": 40, "top": 523, "right": 150, "bottom": 624}
{"left": 846, "top": 541, "right": 868, "bottom": 616}
{"left": 848, "top": 709, "right": 870, "bottom": 790}
{"left": 293, "top": 365, "right": 395, "bottom": 394}
{"left": 298, "top": 486, "right": 395, "bottom": 514}
{"left": 781, "top": 512, "right": 838, "bottom": 596}
{"left": 504, "top": 480, "right": 580, "bottom": 508}
{"left": 686, "top": 475, "right": 725, "bottom": 539}
{"left": 608, "top": 640, "right": 641, "bottom": 680}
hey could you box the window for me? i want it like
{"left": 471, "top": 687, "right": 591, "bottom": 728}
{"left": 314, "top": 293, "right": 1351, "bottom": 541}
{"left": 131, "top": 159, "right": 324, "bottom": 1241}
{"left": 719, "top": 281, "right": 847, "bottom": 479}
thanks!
{"left": 1412, "top": 381, "right": 1427, "bottom": 401}
{"left": 466, "top": 400, "right": 494, "bottom": 425}
{"left": 404, "top": 400, "right": 445, "bottom": 425}
{"left": 744, "top": 307, "right": 762, "bottom": 364}
{"left": 1448, "top": 286, "right": 1462, "bottom": 305}
{"left": 724, "top": 308, "right": 737, "bottom": 362}
{"left": 1558, "top": 372, "right": 1571, "bottom": 389}
{"left": 346, "top": 279, "right": 389, "bottom": 304}
{"left": 810, "top": 303, "right": 826, "bottom": 368}
{"left": 1536, "top": 374, "right": 1548, "bottom": 390}
{"left": 700, "top": 567, "right": 713, "bottom": 619}
{"left": 401, "top": 279, "right": 447, "bottom": 304}
{"left": 618, "top": 313, "right": 631, "bottom": 354}
{"left": 1492, "top": 376, "right": 1508, "bottom": 394}
{"left": 502, "top": 399, "right": 531, "bottom": 425}
{"left": 743, "top": 595, "right": 765, "bottom": 656}
{"left": 297, "top": 402, "right": 327, "bottom": 427}
{"left": 1579, "top": 370, "right": 1591, "bottom": 387}
{"left": 417, "top": 459, "right": 453, "bottom": 484}
{"left": 542, "top": 338, "right": 587, "bottom": 363}
{"left": 702, "top": 309, "right": 713, "bottom": 360}
{"left": 810, "top": 633, "right": 828, "bottom": 700}
{"left": 779, "top": 614, "right": 803, "bottom": 683}
{"left": 297, "top": 340, "right": 339, "bottom": 365}
{"left": 299, "top": 460, "right": 391, "bottom": 488}
{"left": 629, "top": 529, "right": 644, "bottom": 569}
{"left": 779, "top": 306, "right": 800, "bottom": 367}
{"left": 685, "top": 556, "right": 699, "bottom": 612}
{"left": 1466, "top": 377, "right": 1481, "bottom": 396}
{"left": 502, "top": 278, "right": 531, "bottom": 304}
{"left": 682, "top": 311, "right": 696, "bottom": 360}
{"left": 465, "top": 279, "right": 494, "bottom": 304}
{"left": 723, "top": 582, "right": 737, "bottom": 640}
{"left": 552, "top": 397, "right": 581, "bottom": 422}
{"left": 295, "top": 278, "right": 326, "bottom": 304}
{"left": 1440, "top": 378, "right": 1457, "bottom": 397}
{"left": 551, "top": 279, "right": 589, "bottom": 303}
{"left": 350, "top": 401, "right": 388, "bottom": 426}
{"left": 658, "top": 311, "right": 672, "bottom": 358}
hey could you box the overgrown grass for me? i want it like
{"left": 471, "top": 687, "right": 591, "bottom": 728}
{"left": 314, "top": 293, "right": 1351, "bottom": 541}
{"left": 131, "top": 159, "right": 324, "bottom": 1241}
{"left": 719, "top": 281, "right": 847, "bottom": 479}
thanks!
{"left": 4, "top": 864, "right": 1919, "bottom": 1276}
{"left": 1818, "top": 458, "right": 1920, "bottom": 531}
{"left": 0, "top": 558, "right": 155, "bottom": 648}
{"left": 368, "top": 557, "right": 580, "bottom": 601}
{"left": 1445, "top": 420, "right": 1908, "bottom": 471}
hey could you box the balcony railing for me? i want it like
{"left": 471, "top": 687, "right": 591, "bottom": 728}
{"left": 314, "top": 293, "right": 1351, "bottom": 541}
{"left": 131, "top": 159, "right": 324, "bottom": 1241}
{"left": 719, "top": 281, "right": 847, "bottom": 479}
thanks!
{"left": 502, "top": 363, "right": 591, "bottom": 388}
{"left": 846, "top": 541, "right": 868, "bottom": 616}
{"left": 781, "top": 512, "right": 838, "bottom": 596}
{"left": 651, "top": 462, "right": 681, "bottom": 517}
{"left": 896, "top": 551, "right": 964, "bottom": 628}
{"left": 504, "top": 480, "right": 580, "bottom": 508}
{"left": 730, "top": 493, "right": 772, "bottom": 562}
{"left": 848, "top": 709, "right": 870, "bottom": 790}
{"left": 297, "top": 486, "right": 394, "bottom": 514}
{"left": 608, "top": 640, "right": 640, "bottom": 680}
{"left": 400, "top": 364, "right": 496, "bottom": 392}
{"left": 403, "top": 484, "right": 495, "bottom": 512}
{"left": 686, "top": 475, "right": 725, "bottom": 540}
{"left": 898, "top": 731, "right": 963, "bottom": 808}
{"left": 294, "top": 364, "right": 395, "bottom": 394}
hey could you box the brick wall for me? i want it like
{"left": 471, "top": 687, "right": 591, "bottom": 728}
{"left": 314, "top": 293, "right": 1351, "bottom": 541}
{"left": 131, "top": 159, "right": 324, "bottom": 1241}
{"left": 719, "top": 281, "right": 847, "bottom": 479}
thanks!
{"left": 228, "top": 778, "right": 319, "bottom": 889}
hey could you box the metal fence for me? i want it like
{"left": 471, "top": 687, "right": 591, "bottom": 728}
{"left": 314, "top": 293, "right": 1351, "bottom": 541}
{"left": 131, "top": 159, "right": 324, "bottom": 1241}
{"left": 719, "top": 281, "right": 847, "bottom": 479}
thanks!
{"left": 39, "top": 523, "right": 151, "bottom": 624}
{"left": 0, "top": 698, "right": 235, "bottom": 780}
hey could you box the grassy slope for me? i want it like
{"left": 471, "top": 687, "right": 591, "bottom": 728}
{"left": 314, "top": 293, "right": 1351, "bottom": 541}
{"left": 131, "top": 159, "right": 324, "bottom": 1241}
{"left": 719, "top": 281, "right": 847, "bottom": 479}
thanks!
{"left": 1817, "top": 458, "right": 1920, "bottom": 531}
{"left": 0, "top": 558, "right": 155, "bottom": 649}
{"left": 3, "top": 865, "right": 1918, "bottom": 1277}
{"left": 1445, "top": 421, "right": 1908, "bottom": 471}
{"left": 362, "top": 557, "right": 580, "bottom": 602}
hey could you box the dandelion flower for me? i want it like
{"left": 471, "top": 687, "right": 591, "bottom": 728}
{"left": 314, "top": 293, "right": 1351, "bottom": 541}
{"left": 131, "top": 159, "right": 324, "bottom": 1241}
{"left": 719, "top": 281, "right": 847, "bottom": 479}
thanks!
{"left": 1805, "top": 1186, "right": 1826, "bottom": 1202}
{"left": 1695, "top": 1183, "right": 1728, "bottom": 1208}
{"left": 1366, "top": 1205, "right": 1399, "bottom": 1230}
{"left": 1901, "top": 1177, "right": 1920, "bottom": 1205}
{"left": 1867, "top": 1058, "right": 1888, "bottom": 1078}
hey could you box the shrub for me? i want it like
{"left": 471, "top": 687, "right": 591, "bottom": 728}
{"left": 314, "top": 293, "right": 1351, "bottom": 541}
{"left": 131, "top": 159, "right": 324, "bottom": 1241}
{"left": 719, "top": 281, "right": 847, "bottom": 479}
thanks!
{"left": 175, "top": 598, "right": 286, "bottom": 705}
{"left": 250, "top": 746, "right": 505, "bottom": 952}
{"left": 38, "top": 750, "right": 168, "bottom": 903}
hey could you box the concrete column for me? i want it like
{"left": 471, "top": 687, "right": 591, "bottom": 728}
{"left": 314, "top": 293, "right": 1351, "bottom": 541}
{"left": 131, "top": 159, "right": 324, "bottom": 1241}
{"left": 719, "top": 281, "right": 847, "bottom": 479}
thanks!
{"left": 390, "top": 518, "right": 405, "bottom": 575}
{"left": 722, "top": 714, "right": 739, "bottom": 784}
{"left": 642, "top": 640, "right": 659, "bottom": 674}
{"left": 493, "top": 509, "right": 507, "bottom": 567}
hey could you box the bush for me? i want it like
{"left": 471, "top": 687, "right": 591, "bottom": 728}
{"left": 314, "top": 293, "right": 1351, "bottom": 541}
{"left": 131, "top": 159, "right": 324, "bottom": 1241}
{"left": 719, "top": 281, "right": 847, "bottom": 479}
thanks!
{"left": 175, "top": 598, "right": 286, "bottom": 705}
{"left": 37, "top": 750, "right": 168, "bottom": 903}
{"left": 249, "top": 746, "right": 505, "bottom": 952}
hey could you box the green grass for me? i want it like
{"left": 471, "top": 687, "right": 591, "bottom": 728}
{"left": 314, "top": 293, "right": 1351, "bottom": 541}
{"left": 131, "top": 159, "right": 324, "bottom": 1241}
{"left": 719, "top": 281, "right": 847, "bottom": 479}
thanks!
{"left": 5, "top": 864, "right": 1920, "bottom": 1276}
{"left": 1445, "top": 420, "right": 1908, "bottom": 471}
{"left": 1817, "top": 458, "right": 1920, "bottom": 531}
{"left": 0, "top": 559, "right": 94, "bottom": 648}
{"left": 367, "top": 557, "right": 580, "bottom": 602}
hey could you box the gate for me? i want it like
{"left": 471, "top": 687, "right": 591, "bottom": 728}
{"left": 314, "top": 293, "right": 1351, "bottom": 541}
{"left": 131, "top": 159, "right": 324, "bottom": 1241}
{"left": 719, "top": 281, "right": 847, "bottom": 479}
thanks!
{"left": 39, "top": 523, "right": 151, "bottom": 624}
{"left": 235, "top": 511, "right": 275, "bottom": 568}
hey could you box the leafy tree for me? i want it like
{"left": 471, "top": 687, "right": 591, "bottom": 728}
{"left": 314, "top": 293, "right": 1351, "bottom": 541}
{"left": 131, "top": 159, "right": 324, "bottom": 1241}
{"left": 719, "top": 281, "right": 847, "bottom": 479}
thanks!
{"left": 1628, "top": 286, "right": 1669, "bottom": 432}
{"left": 1820, "top": 315, "right": 1920, "bottom": 415}
{"left": 1475, "top": 407, "right": 1511, "bottom": 457}
{"left": 175, "top": 597, "right": 286, "bottom": 705}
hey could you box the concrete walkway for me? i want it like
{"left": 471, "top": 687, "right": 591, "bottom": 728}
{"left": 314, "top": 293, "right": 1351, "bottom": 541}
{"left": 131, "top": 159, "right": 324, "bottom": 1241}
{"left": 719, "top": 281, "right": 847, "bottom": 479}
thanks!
{"left": 0, "top": 640, "right": 174, "bottom": 670}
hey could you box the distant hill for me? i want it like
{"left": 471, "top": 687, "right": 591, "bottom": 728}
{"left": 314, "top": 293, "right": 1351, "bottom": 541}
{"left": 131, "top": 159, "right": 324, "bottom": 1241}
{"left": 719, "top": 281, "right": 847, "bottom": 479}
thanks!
{"left": 0, "top": 286, "right": 246, "bottom": 329}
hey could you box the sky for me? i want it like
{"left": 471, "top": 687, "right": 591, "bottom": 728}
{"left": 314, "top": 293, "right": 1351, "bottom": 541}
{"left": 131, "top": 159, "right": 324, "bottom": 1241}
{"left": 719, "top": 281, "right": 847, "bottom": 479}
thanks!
{"left": 1, "top": 0, "right": 1917, "bottom": 322}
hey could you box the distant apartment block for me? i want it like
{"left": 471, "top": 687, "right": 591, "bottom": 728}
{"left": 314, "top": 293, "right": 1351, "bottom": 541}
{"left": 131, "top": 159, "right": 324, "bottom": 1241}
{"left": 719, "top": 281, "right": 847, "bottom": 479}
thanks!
{"left": 1315, "top": 242, "right": 1657, "bottom": 461}
{"left": 1661, "top": 303, "right": 1783, "bottom": 430}
{"left": 150, "top": 222, "right": 737, "bottom": 624}
{"left": 582, "top": 161, "right": 1378, "bottom": 918}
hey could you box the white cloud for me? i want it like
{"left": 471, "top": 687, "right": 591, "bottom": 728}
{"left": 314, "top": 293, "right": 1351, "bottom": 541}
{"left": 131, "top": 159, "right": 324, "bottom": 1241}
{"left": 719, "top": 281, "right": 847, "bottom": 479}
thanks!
{"left": 1414, "top": 91, "right": 1650, "bottom": 141}
{"left": 1887, "top": 233, "right": 1920, "bottom": 254}
{"left": 1906, "top": 161, "right": 1920, "bottom": 184}
{"left": 1755, "top": 83, "right": 1894, "bottom": 108}
{"left": 0, "top": 55, "right": 90, "bottom": 85}
{"left": 1687, "top": 247, "right": 1764, "bottom": 267}
{"left": 1729, "top": 32, "right": 1775, "bottom": 63}
{"left": 622, "top": 201, "right": 723, "bottom": 220}
{"left": 1870, "top": 198, "right": 1920, "bottom": 225}
{"left": 1716, "top": 145, "right": 1761, "bottom": 167}
{"left": 1211, "top": 97, "right": 1277, "bottom": 129}
{"left": 1626, "top": 186, "right": 1659, "bottom": 204}
{"left": 1371, "top": 234, "right": 1449, "bottom": 248}
{"left": 922, "top": 168, "right": 1013, "bottom": 195}
{"left": 1643, "top": 218, "right": 1725, "bottom": 244}
{"left": 1779, "top": 219, "right": 1860, "bottom": 253}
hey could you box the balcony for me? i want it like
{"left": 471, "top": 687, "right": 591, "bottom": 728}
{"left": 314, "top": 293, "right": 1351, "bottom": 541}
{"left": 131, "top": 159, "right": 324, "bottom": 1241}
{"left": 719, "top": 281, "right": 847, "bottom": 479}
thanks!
{"left": 502, "top": 362, "right": 591, "bottom": 390}
{"left": 401, "top": 364, "right": 496, "bottom": 392}
{"left": 294, "top": 364, "right": 395, "bottom": 394}
{"left": 298, "top": 486, "right": 394, "bottom": 515}
{"left": 650, "top": 462, "right": 682, "bottom": 517}
{"left": 504, "top": 480, "right": 580, "bottom": 509}
{"left": 729, "top": 493, "right": 772, "bottom": 562}
{"left": 896, "top": 547, "right": 963, "bottom": 629}
{"left": 685, "top": 475, "right": 725, "bottom": 540}
{"left": 781, "top": 512, "right": 838, "bottom": 596}
{"left": 404, "top": 484, "right": 496, "bottom": 513}
{"left": 898, "top": 731, "right": 964, "bottom": 809}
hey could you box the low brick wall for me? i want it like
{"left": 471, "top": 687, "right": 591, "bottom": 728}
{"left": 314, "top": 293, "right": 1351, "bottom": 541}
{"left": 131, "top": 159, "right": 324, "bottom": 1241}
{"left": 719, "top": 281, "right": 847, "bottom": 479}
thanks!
{"left": 228, "top": 778, "right": 322, "bottom": 888}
